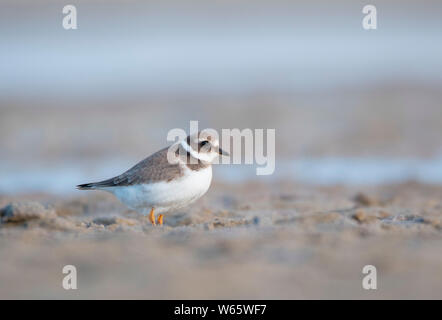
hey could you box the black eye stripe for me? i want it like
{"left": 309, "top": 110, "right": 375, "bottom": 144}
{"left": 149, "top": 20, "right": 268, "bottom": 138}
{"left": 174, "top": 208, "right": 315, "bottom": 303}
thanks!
{"left": 199, "top": 140, "right": 209, "bottom": 147}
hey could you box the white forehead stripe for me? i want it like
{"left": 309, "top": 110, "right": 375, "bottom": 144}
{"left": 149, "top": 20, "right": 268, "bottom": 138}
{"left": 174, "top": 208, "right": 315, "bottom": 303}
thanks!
{"left": 180, "top": 140, "right": 213, "bottom": 163}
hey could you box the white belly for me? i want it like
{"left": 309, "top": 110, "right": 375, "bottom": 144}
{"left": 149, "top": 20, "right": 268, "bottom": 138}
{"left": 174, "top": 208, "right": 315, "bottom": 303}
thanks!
{"left": 105, "top": 166, "right": 212, "bottom": 214}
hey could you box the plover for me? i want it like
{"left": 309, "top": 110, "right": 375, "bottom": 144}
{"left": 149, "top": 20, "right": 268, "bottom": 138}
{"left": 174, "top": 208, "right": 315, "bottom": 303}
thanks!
{"left": 77, "top": 131, "right": 229, "bottom": 225}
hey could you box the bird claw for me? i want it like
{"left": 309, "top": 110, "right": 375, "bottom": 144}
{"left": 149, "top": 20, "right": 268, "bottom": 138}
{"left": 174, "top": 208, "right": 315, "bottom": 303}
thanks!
{"left": 157, "top": 214, "right": 164, "bottom": 226}
{"left": 149, "top": 208, "right": 156, "bottom": 226}
{"left": 148, "top": 208, "right": 163, "bottom": 226}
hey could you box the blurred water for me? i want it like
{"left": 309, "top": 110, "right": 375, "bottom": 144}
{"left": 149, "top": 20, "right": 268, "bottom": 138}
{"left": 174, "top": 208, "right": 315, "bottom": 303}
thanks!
{"left": 1, "top": 156, "right": 442, "bottom": 194}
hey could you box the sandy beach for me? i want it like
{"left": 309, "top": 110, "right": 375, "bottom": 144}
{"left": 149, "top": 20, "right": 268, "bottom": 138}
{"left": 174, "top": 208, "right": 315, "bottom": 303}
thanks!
{"left": 1, "top": 181, "right": 441, "bottom": 299}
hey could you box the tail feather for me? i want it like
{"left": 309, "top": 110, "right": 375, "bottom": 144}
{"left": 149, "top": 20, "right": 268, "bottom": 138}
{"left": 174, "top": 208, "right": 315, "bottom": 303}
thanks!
{"left": 76, "top": 183, "right": 97, "bottom": 190}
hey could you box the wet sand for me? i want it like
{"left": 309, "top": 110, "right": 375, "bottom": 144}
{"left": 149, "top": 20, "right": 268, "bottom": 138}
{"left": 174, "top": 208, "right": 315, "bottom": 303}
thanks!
{"left": 1, "top": 181, "right": 441, "bottom": 299}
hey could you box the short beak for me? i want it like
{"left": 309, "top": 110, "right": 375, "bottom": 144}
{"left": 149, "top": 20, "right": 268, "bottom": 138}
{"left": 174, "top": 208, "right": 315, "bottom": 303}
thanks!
{"left": 217, "top": 147, "right": 230, "bottom": 156}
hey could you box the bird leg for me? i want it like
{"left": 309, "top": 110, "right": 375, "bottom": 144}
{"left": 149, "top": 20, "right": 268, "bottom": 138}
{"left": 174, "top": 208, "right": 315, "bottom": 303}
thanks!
{"left": 157, "top": 214, "right": 164, "bottom": 226}
{"left": 148, "top": 208, "right": 156, "bottom": 226}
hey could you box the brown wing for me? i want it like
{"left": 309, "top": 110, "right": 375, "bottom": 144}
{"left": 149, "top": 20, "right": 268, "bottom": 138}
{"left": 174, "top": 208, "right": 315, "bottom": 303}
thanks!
{"left": 77, "top": 147, "right": 183, "bottom": 189}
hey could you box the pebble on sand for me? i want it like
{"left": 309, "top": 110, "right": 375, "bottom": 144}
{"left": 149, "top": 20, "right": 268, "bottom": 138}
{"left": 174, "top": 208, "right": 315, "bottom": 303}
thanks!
{"left": 0, "top": 202, "right": 57, "bottom": 223}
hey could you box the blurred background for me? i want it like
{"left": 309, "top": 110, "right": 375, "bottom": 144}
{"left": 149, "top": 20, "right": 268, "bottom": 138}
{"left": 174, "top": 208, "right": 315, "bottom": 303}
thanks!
{"left": 1, "top": 0, "right": 442, "bottom": 193}
{"left": 2, "top": 0, "right": 442, "bottom": 301}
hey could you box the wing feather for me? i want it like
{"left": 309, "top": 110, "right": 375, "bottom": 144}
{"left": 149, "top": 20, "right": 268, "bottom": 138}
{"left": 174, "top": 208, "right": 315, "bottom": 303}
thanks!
{"left": 77, "top": 147, "right": 182, "bottom": 189}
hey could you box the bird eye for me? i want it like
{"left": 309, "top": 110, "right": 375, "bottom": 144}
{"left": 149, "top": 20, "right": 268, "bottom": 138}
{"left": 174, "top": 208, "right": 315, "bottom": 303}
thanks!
{"left": 199, "top": 140, "right": 209, "bottom": 147}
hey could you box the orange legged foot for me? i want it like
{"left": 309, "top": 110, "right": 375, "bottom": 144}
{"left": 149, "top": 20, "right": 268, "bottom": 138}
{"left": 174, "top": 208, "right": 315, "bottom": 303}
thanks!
{"left": 149, "top": 208, "right": 156, "bottom": 226}
{"left": 157, "top": 214, "right": 164, "bottom": 226}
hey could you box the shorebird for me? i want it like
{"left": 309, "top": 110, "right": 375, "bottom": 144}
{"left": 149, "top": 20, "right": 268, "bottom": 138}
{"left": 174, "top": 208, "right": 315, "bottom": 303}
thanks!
{"left": 77, "top": 131, "right": 229, "bottom": 226}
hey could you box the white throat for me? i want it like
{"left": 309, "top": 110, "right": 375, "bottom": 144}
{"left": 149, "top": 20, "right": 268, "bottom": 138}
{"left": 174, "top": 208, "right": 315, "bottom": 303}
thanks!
{"left": 180, "top": 140, "right": 214, "bottom": 163}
